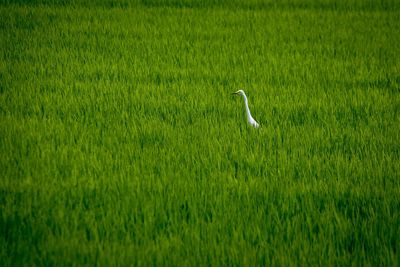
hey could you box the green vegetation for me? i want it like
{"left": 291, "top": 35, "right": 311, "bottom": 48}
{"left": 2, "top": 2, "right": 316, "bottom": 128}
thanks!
{"left": 1, "top": 0, "right": 399, "bottom": 265}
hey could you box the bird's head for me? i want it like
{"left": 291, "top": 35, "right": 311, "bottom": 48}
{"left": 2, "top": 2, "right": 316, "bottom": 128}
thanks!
{"left": 232, "top": 89, "right": 245, "bottom": 96}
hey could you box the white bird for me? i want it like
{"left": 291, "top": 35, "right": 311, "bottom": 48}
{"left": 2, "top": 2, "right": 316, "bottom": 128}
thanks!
{"left": 232, "top": 89, "right": 260, "bottom": 128}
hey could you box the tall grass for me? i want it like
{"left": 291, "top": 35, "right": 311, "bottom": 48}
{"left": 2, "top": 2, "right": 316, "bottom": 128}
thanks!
{"left": 0, "top": 0, "right": 399, "bottom": 265}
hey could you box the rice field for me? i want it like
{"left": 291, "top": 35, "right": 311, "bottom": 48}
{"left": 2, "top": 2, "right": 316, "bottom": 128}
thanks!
{"left": 0, "top": 0, "right": 399, "bottom": 265}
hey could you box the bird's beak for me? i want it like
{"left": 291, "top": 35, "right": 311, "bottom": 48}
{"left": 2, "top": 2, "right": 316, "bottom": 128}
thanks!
{"left": 232, "top": 91, "right": 239, "bottom": 95}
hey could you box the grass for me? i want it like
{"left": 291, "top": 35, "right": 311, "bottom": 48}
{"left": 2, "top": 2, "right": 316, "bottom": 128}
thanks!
{"left": 0, "top": 0, "right": 399, "bottom": 266}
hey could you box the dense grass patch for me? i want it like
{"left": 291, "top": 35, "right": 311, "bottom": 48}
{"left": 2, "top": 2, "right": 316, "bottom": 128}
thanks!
{"left": 1, "top": 0, "right": 399, "bottom": 265}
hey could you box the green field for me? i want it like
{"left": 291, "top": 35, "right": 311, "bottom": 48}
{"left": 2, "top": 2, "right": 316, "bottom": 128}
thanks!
{"left": 1, "top": 0, "right": 399, "bottom": 266}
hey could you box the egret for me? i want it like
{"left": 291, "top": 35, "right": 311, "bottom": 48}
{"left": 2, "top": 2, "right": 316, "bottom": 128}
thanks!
{"left": 232, "top": 89, "right": 260, "bottom": 128}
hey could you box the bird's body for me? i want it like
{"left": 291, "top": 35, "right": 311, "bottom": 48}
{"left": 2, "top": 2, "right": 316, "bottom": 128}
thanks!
{"left": 232, "top": 89, "right": 260, "bottom": 128}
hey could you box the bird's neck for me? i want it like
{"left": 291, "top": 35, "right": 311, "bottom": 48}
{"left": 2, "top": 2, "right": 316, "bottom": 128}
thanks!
{"left": 242, "top": 96, "right": 253, "bottom": 119}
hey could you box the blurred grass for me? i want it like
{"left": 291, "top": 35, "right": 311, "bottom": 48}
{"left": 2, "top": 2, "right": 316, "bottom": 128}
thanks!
{"left": 1, "top": 0, "right": 400, "bottom": 10}
{"left": 0, "top": 0, "right": 399, "bottom": 266}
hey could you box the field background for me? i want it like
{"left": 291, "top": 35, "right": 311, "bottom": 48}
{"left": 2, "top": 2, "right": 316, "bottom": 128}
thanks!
{"left": 1, "top": 0, "right": 399, "bottom": 266}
